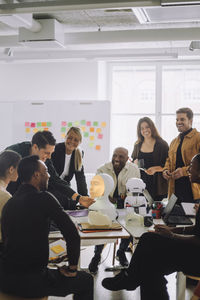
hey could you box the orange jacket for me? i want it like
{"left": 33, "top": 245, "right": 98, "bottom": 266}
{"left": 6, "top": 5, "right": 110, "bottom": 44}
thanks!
{"left": 163, "top": 128, "right": 200, "bottom": 200}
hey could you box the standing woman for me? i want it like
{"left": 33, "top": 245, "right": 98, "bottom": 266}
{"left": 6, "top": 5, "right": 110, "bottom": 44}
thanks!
{"left": 131, "top": 117, "right": 169, "bottom": 201}
{"left": 0, "top": 150, "right": 21, "bottom": 241}
{"left": 51, "top": 127, "right": 88, "bottom": 196}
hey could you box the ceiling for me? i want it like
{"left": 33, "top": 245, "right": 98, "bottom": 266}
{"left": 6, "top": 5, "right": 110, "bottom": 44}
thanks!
{"left": 1, "top": 0, "right": 200, "bottom": 62}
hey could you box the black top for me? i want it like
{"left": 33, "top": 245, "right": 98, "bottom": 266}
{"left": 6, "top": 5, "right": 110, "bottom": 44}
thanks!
{"left": 6, "top": 142, "right": 77, "bottom": 210}
{"left": 1, "top": 184, "right": 80, "bottom": 271}
{"left": 51, "top": 142, "right": 88, "bottom": 196}
{"left": 138, "top": 151, "right": 154, "bottom": 169}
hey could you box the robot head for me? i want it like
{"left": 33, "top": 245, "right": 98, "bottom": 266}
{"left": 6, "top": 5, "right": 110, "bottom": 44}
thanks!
{"left": 126, "top": 178, "right": 146, "bottom": 194}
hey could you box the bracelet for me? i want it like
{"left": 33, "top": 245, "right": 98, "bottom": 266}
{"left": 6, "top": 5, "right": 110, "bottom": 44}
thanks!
{"left": 67, "top": 266, "right": 77, "bottom": 273}
{"left": 75, "top": 194, "right": 81, "bottom": 204}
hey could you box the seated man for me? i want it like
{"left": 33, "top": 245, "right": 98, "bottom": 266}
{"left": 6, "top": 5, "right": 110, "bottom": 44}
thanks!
{"left": 6, "top": 131, "right": 94, "bottom": 209}
{"left": 102, "top": 154, "right": 200, "bottom": 300}
{"left": 89, "top": 147, "right": 140, "bottom": 274}
{"left": 0, "top": 155, "right": 93, "bottom": 300}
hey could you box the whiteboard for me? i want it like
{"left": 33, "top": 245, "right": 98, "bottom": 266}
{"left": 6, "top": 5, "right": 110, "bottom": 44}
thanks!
{"left": 11, "top": 100, "right": 110, "bottom": 173}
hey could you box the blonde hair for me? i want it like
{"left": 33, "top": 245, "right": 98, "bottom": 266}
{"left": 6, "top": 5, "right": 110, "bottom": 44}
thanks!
{"left": 66, "top": 127, "right": 83, "bottom": 171}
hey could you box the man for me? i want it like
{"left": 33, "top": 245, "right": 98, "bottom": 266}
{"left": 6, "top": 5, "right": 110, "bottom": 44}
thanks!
{"left": 0, "top": 155, "right": 93, "bottom": 299}
{"left": 88, "top": 147, "right": 140, "bottom": 274}
{"left": 6, "top": 131, "right": 94, "bottom": 209}
{"left": 163, "top": 107, "right": 200, "bottom": 203}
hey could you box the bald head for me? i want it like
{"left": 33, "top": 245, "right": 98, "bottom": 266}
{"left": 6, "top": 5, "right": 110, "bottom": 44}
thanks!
{"left": 112, "top": 147, "right": 129, "bottom": 173}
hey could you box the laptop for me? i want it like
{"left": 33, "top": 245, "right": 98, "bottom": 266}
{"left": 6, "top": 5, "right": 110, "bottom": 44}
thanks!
{"left": 143, "top": 189, "right": 154, "bottom": 208}
{"left": 162, "top": 194, "right": 193, "bottom": 226}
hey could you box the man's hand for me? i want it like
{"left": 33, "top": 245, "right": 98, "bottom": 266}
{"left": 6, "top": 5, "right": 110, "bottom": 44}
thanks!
{"left": 79, "top": 196, "right": 95, "bottom": 208}
{"left": 154, "top": 224, "right": 174, "bottom": 237}
{"left": 58, "top": 265, "right": 77, "bottom": 277}
{"left": 172, "top": 168, "right": 184, "bottom": 180}
{"left": 163, "top": 169, "right": 172, "bottom": 180}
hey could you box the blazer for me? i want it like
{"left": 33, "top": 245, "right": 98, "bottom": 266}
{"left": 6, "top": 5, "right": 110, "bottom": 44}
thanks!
{"left": 51, "top": 142, "right": 88, "bottom": 196}
{"left": 163, "top": 128, "right": 200, "bottom": 200}
{"left": 131, "top": 138, "right": 169, "bottom": 197}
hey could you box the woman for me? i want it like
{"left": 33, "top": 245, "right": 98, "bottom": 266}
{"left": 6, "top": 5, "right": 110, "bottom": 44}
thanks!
{"left": 102, "top": 153, "right": 200, "bottom": 300}
{"left": 131, "top": 117, "right": 169, "bottom": 201}
{"left": 0, "top": 150, "right": 21, "bottom": 241}
{"left": 51, "top": 127, "right": 88, "bottom": 196}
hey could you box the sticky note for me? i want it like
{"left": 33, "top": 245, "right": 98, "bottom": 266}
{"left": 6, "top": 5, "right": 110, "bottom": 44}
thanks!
{"left": 81, "top": 126, "right": 86, "bottom": 132}
{"left": 93, "top": 121, "right": 98, "bottom": 126}
{"left": 89, "top": 142, "right": 94, "bottom": 148}
{"left": 81, "top": 120, "right": 86, "bottom": 125}
{"left": 61, "top": 127, "right": 66, "bottom": 132}
{"left": 90, "top": 127, "right": 94, "bottom": 132}
{"left": 25, "top": 128, "right": 30, "bottom": 133}
{"left": 101, "top": 122, "right": 106, "bottom": 128}
{"left": 68, "top": 122, "right": 72, "bottom": 127}
{"left": 96, "top": 128, "right": 101, "bottom": 133}
{"left": 84, "top": 132, "right": 89, "bottom": 138}
{"left": 96, "top": 145, "right": 101, "bottom": 150}
{"left": 98, "top": 134, "right": 103, "bottom": 139}
{"left": 74, "top": 121, "right": 79, "bottom": 126}
{"left": 44, "top": 128, "right": 49, "bottom": 131}
{"left": 25, "top": 122, "right": 29, "bottom": 127}
{"left": 61, "top": 133, "right": 65, "bottom": 138}
{"left": 41, "top": 122, "right": 47, "bottom": 127}
{"left": 51, "top": 245, "right": 65, "bottom": 254}
{"left": 37, "top": 122, "right": 41, "bottom": 127}
{"left": 39, "top": 128, "right": 43, "bottom": 131}
{"left": 61, "top": 121, "right": 67, "bottom": 126}
{"left": 90, "top": 136, "right": 95, "bottom": 141}
{"left": 46, "top": 122, "right": 52, "bottom": 127}
{"left": 86, "top": 121, "right": 91, "bottom": 126}
{"left": 33, "top": 128, "right": 38, "bottom": 133}
{"left": 30, "top": 122, "right": 35, "bottom": 128}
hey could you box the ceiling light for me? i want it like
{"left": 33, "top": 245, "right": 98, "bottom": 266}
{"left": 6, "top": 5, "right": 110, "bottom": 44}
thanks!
{"left": 132, "top": 8, "right": 150, "bottom": 24}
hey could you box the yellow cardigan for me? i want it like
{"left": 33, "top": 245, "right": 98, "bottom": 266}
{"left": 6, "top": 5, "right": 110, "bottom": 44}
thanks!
{"left": 163, "top": 128, "right": 200, "bottom": 200}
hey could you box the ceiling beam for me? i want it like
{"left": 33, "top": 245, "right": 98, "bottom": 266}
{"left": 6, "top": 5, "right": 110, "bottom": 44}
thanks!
{"left": 0, "top": 0, "right": 160, "bottom": 14}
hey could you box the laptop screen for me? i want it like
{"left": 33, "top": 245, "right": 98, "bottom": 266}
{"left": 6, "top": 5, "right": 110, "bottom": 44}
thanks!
{"left": 162, "top": 194, "right": 178, "bottom": 216}
{"left": 143, "top": 189, "right": 154, "bottom": 207}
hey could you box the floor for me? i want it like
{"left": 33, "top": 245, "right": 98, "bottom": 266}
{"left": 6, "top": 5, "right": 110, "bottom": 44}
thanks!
{"left": 49, "top": 243, "right": 195, "bottom": 300}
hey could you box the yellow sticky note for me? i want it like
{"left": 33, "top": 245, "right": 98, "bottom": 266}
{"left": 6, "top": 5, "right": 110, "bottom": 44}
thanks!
{"left": 101, "top": 122, "right": 106, "bottom": 128}
{"left": 25, "top": 127, "right": 30, "bottom": 133}
{"left": 33, "top": 128, "right": 38, "bottom": 133}
{"left": 81, "top": 126, "right": 86, "bottom": 132}
{"left": 96, "top": 128, "right": 101, "bottom": 133}
{"left": 51, "top": 245, "right": 65, "bottom": 254}
{"left": 90, "top": 136, "right": 95, "bottom": 141}
{"left": 61, "top": 133, "right": 65, "bottom": 138}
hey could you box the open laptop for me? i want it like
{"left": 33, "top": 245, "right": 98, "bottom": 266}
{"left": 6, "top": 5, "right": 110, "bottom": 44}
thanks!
{"left": 162, "top": 194, "right": 193, "bottom": 226}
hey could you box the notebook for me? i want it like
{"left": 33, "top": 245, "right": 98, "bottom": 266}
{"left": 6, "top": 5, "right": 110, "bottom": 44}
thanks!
{"left": 78, "top": 222, "right": 122, "bottom": 232}
{"left": 162, "top": 194, "right": 193, "bottom": 226}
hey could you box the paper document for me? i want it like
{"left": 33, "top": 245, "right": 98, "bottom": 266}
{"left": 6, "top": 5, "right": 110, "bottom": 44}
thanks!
{"left": 181, "top": 202, "right": 196, "bottom": 216}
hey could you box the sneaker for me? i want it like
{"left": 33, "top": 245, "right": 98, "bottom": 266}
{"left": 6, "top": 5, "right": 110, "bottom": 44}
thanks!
{"left": 88, "top": 254, "right": 101, "bottom": 274}
{"left": 116, "top": 250, "right": 129, "bottom": 267}
{"left": 102, "top": 270, "right": 135, "bottom": 291}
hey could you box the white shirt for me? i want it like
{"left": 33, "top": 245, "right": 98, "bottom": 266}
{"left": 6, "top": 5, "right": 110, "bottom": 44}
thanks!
{"left": 60, "top": 153, "right": 72, "bottom": 180}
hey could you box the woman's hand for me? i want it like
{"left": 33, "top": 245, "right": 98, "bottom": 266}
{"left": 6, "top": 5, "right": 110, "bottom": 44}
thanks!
{"left": 59, "top": 265, "right": 77, "bottom": 277}
{"left": 145, "top": 167, "right": 157, "bottom": 175}
{"left": 154, "top": 224, "right": 174, "bottom": 237}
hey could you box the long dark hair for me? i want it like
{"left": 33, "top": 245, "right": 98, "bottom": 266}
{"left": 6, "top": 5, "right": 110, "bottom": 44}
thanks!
{"left": 136, "top": 117, "right": 161, "bottom": 144}
{"left": 0, "top": 150, "right": 21, "bottom": 178}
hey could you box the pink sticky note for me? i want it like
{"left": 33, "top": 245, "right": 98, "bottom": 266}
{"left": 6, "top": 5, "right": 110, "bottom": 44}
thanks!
{"left": 62, "top": 121, "right": 67, "bottom": 126}
{"left": 31, "top": 122, "right": 36, "bottom": 128}
{"left": 86, "top": 121, "right": 91, "bottom": 126}
{"left": 98, "top": 134, "right": 103, "bottom": 139}
{"left": 25, "top": 122, "right": 30, "bottom": 127}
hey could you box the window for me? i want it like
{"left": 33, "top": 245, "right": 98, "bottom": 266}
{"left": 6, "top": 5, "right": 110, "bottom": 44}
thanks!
{"left": 109, "top": 62, "right": 200, "bottom": 156}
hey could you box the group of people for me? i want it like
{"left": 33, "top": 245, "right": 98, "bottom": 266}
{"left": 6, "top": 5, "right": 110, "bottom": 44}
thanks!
{"left": 0, "top": 106, "right": 200, "bottom": 299}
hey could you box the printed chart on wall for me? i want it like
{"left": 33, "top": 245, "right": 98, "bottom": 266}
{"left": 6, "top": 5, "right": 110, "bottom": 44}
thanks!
{"left": 13, "top": 101, "right": 110, "bottom": 172}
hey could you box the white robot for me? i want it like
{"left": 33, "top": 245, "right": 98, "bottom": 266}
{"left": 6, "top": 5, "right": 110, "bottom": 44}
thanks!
{"left": 125, "top": 178, "right": 147, "bottom": 216}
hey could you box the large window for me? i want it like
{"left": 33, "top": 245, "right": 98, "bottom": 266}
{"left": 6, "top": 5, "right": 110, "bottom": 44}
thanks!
{"left": 109, "top": 62, "right": 200, "bottom": 157}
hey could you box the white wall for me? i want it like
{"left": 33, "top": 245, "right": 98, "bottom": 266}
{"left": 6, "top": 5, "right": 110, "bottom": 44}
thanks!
{"left": 0, "top": 61, "right": 99, "bottom": 101}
